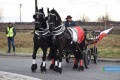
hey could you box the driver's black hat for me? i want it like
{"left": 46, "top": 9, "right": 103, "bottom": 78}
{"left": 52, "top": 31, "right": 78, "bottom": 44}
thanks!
{"left": 66, "top": 15, "right": 72, "bottom": 19}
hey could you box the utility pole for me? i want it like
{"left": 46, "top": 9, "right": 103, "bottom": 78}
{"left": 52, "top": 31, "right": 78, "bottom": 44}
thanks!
{"left": 35, "top": 0, "right": 37, "bottom": 14}
{"left": 105, "top": 17, "right": 106, "bottom": 30}
{"left": 19, "top": 4, "right": 22, "bottom": 22}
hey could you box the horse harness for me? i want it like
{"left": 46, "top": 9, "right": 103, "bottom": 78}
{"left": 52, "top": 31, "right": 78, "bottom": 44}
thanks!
{"left": 49, "top": 24, "right": 85, "bottom": 44}
{"left": 49, "top": 23, "right": 74, "bottom": 43}
{"left": 34, "top": 20, "right": 51, "bottom": 39}
{"left": 35, "top": 29, "right": 50, "bottom": 39}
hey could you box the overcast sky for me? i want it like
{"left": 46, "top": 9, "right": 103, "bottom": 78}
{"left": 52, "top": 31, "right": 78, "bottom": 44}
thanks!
{"left": 0, "top": 0, "right": 120, "bottom": 22}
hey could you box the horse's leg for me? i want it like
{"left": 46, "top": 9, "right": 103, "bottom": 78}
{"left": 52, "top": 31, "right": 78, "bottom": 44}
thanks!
{"left": 49, "top": 58, "right": 55, "bottom": 70}
{"left": 53, "top": 51, "right": 58, "bottom": 72}
{"left": 31, "top": 45, "right": 39, "bottom": 72}
{"left": 49, "top": 47, "right": 56, "bottom": 70}
{"left": 56, "top": 48, "right": 63, "bottom": 74}
{"left": 40, "top": 47, "right": 47, "bottom": 73}
{"left": 72, "top": 46, "right": 79, "bottom": 70}
{"left": 48, "top": 46, "right": 58, "bottom": 71}
{"left": 78, "top": 44, "right": 84, "bottom": 71}
{"left": 78, "top": 52, "right": 84, "bottom": 71}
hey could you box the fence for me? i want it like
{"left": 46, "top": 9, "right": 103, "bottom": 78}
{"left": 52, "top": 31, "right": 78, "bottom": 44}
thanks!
{"left": 0, "top": 23, "right": 120, "bottom": 34}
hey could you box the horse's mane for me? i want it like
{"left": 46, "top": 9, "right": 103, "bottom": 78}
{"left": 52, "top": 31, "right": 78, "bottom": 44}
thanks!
{"left": 50, "top": 9, "right": 62, "bottom": 22}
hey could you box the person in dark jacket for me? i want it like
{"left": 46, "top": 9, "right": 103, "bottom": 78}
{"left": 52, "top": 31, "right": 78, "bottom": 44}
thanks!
{"left": 6, "top": 23, "right": 16, "bottom": 53}
{"left": 65, "top": 15, "right": 76, "bottom": 27}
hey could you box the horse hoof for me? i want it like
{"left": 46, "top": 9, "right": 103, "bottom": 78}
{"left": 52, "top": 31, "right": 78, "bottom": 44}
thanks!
{"left": 49, "top": 64, "right": 54, "bottom": 70}
{"left": 56, "top": 68, "right": 62, "bottom": 74}
{"left": 31, "top": 64, "right": 37, "bottom": 72}
{"left": 73, "top": 64, "right": 78, "bottom": 70}
{"left": 41, "top": 66, "right": 47, "bottom": 72}
{"left": 78, "top": 66, "right": 84, "bottom": 71}
{"left": 53, "top": 66, "right": 58, "bottom": 72}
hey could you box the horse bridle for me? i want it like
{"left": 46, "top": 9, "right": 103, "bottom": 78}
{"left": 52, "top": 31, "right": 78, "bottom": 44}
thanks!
{"left": 35, "top": 12, "right": 50, "bottom": 38}
{"left": 48, "top": 12, "right": 65, "bottom": 36}
{"left": 36, "top": 12, "right": 45, "bottom": 20}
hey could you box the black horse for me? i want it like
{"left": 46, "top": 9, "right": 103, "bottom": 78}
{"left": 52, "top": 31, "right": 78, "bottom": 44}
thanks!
{"left": 31, "top": 7, "right": 55, "bottom": 73}
{"left": 47, "top": 8, "right": 86, "bottom": 74}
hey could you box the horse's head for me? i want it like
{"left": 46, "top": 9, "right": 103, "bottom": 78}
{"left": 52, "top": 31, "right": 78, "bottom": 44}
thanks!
{"left": 47, "top": 8, "right": 62, "bottom": 32}
{"left": 33, "top": 7, "right": 47, "bottom": 30}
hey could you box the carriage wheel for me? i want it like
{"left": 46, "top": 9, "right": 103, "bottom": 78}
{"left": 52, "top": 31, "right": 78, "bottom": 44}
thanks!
{"left": 94, "top": 46, "right": 98, "bottom": 64}
{"left": 66, "top": 54, "right": 70, "bottom": 63}
{"left": 84, "top": 49, "right": 91, "bottom": 68}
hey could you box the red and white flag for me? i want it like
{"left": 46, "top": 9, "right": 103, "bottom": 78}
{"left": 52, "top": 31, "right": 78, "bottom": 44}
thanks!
{"left": 98, "top": 27, "right": 113, "bottom": 42}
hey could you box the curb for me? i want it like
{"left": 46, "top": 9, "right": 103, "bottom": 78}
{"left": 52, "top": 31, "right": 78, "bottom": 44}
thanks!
{"left": 0, "top": 52, "right": 42, "bottom": 58}
{"left": 0, "top": 52, "right": 120, "bottom": 62}
{"left": 98, "top": 58, "right": 120, "bottom": 62}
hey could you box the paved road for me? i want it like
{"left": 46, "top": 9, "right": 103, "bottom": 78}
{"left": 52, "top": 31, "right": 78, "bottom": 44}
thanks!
{"left": 0, "top": 71, "right": 41, "bottom": 80}
{"left": 0, "top": 56, "right": 119, "bottom": 80}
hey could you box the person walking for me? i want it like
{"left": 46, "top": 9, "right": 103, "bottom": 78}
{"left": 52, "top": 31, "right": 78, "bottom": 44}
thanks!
{"left": 6, "top": 23, "right": 16, "bottom": 53}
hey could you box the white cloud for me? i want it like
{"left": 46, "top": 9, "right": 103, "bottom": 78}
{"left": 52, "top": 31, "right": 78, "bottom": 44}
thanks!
{"left": 0, "top": 0, "right": 120, "bottom": 22}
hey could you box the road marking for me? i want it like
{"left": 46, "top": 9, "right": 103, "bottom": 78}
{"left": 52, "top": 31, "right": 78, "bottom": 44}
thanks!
{"left": 0, "top": 71, "right": 42, "bottom": 80}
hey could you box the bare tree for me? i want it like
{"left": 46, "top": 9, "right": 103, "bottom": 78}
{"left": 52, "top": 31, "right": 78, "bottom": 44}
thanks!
{"left": 97, "top": 13, "right": 112, "bottom": 22}
{"left": 97, "top": 16, "right": 105, "bottom": 22}
{"left": 80, "top": 14, "right": 90, "bottom": 22}
{"left": 0, "top": 9, "right": 2, "bottom": 20}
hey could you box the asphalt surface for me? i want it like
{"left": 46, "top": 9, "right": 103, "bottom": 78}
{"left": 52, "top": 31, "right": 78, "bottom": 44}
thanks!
{"left": 0, "top": 56, "right": 120, "bottom": 80}
{"left": 0, "top": 71, "right": 41, "bottom": 80}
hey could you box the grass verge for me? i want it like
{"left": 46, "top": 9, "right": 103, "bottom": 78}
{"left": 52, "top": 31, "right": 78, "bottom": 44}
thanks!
{"left": 0, "top": 32, "right": 120, "bottom": 58}
{"left": 98, "top": 47, "right": 120, "bottom": 59}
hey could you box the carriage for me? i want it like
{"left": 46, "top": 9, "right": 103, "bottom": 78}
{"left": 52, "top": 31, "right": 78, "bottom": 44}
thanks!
{"left": 63, "top": 30, "right": 101, "bottom": 68}
{"left": 84, "top": 30, "right": 100, "bottom": 68}
{"left": 31, "top": 7, "right": 113, "bottom": 74}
